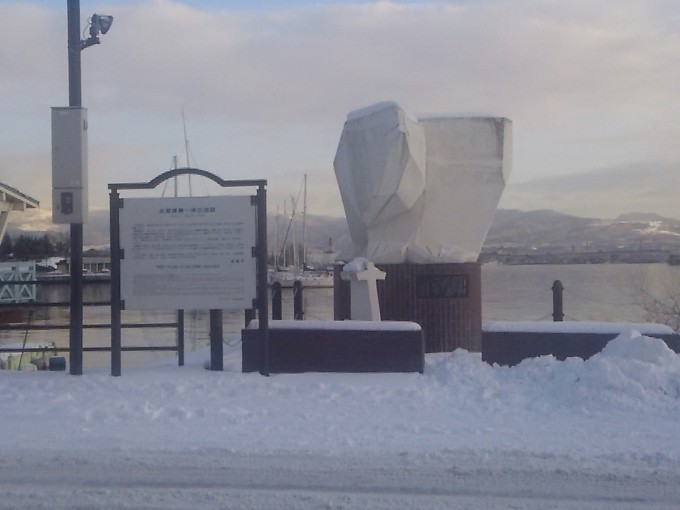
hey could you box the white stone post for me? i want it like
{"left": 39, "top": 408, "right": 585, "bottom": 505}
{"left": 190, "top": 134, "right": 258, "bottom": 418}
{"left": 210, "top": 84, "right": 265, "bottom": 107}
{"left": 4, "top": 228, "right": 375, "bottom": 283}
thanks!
{"left": 341, "top": 258, "right": 386, "bottom": 321}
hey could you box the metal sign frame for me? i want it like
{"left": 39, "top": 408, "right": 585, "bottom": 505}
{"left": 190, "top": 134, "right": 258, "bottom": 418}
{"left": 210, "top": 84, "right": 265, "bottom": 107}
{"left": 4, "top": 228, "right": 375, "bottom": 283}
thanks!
{"left": 108, "top": 168, "right": 270, "bottom": 376}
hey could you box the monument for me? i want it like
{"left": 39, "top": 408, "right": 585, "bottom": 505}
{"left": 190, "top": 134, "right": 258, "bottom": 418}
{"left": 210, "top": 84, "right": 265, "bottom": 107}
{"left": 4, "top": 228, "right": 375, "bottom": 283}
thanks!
{"left": 333, "top": 102, "right": 512, "bottom": 352}
{"left": 341, "top": 258, "right": 386, "bottom": 321}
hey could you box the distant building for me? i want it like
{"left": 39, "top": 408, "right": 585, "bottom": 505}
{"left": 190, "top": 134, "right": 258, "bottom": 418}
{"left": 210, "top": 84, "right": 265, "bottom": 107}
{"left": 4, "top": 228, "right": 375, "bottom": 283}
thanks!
{"left": 0, "top": 181, "right": 39, "bottom": 245}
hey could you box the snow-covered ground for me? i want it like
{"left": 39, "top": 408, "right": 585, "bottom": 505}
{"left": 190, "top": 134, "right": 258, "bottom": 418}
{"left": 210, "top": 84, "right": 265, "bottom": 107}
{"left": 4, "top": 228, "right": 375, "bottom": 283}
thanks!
{"left": 1, "top": 329, "right": 679, "bottom": 509}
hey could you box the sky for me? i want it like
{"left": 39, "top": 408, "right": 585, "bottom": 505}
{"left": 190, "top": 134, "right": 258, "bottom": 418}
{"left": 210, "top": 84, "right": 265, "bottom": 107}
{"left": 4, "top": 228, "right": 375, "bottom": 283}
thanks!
{"left": 1, "top": 0, "right": 679, "bottom": 223}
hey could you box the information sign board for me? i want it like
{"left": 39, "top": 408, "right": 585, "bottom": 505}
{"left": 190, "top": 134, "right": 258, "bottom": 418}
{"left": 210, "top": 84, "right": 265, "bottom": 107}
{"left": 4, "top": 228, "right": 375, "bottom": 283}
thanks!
{"left": 119, "top": 196, "right": 257, "bottom": 310}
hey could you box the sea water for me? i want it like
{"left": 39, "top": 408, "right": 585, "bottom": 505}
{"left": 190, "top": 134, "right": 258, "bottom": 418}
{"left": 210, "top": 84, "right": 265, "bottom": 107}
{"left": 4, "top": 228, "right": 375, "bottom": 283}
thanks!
{"left": 2, "top": 263, "right": 680, "bottom": 369}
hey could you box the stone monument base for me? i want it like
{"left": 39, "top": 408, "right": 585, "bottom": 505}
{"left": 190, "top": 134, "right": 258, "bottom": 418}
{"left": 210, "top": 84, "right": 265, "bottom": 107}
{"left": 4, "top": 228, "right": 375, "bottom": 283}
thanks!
{"left": 242, "top": 320, "right": 424, "bottom": 373}
{"left": 335, "top": 262, "right": 481, "bottom": 353}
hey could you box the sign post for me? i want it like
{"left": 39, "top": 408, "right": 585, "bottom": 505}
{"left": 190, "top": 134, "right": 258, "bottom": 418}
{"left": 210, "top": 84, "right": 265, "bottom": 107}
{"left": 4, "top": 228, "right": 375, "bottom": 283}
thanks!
{"left": 109, "top": 169, "right": 267, "bottom": 376}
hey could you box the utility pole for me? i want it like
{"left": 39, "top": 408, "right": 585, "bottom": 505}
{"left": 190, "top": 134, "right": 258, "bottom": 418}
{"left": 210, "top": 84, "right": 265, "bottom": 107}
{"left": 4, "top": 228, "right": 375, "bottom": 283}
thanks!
{"left": 63, "top": 1, "right": 113, "bottom": 374}
{"left": 67, "top": 0, "right": 83, "bottom": 375}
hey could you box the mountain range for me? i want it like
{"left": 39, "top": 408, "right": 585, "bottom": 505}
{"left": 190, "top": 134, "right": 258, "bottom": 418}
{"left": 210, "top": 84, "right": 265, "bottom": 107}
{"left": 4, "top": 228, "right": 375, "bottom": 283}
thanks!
{"left": 6, "top": 161, "right": 680, "bottom": 263}
{"left": 7, "top": 207, "right": 680, "bottom": 265}
{"left": 480, "top": 209, "right": 680, "bottom": 264}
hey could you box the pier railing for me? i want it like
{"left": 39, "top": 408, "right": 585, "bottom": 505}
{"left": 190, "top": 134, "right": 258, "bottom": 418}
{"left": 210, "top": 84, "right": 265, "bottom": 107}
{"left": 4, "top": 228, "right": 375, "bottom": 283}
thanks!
{"left": 0, "top": 300, "right": 184, "bottom": 368}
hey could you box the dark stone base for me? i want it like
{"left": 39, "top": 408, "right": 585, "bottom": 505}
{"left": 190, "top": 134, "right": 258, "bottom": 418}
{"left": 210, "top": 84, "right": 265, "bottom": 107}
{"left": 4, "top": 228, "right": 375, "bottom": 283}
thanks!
{"left": 242, "top": 324, "right": 424, "bottom": 374}
{"left": 334, "top": 263, "right": 482, "bottom": 353}
{"left": 482, "top": 330, "right": 680, "bottom": 366}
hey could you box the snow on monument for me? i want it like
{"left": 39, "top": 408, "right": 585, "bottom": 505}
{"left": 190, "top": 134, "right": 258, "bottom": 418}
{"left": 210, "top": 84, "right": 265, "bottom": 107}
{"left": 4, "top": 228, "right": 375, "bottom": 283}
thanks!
{"left": 333, "top": 102, "right": 512, "bottom": 353}
{"left": 334, "top": 101, "right": 512, "bottom": 264}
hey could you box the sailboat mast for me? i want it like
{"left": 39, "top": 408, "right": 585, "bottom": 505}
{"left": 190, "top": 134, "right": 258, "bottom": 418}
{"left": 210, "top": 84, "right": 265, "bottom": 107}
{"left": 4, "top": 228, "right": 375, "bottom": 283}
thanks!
{"left": 282, "top": 200, "right": 287, "bottom": 268}
{"left": 182, "top": 110, "right": 192, "bottom": 196}
{"left": 274, "top": 206, "right": 280, "bottom": 270}
{"left": 172, "top": 155, "right": 178, "bottom": 197}
{"left": 302, "top": 173, "right": 307, "bottom": 271}
{"left": 291, "top": 195, "right": 298, "bottom": 275}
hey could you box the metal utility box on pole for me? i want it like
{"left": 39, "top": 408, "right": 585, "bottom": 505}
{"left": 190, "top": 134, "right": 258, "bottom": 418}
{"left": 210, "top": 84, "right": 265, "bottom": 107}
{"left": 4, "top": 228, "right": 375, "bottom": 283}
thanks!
{"left": 52, "top": 107, "right": 88, "bottom": 224}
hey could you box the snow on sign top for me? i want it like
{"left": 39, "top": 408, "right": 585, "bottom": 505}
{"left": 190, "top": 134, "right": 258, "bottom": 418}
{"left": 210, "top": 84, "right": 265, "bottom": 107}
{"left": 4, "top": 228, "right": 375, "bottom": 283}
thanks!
{"left": 334, "top": 102, "right": 512, "bottom": 264}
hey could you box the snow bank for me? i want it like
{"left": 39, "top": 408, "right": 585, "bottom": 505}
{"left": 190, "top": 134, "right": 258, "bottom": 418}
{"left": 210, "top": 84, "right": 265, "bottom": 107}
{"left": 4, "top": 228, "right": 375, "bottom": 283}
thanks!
{"left": 0, "top": 331, "right": 678, "bottom": 474}
{"left": 579, "top": 330, "right": 680, "bottom": 404}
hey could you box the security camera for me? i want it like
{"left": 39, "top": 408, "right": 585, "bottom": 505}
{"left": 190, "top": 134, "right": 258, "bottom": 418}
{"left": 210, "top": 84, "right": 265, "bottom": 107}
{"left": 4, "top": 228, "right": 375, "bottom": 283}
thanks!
{"left": 82, "top": 14, "right": 113, "bottom": 50}
{"left": 90, "top": 14, "right": 113, "bottom": 37}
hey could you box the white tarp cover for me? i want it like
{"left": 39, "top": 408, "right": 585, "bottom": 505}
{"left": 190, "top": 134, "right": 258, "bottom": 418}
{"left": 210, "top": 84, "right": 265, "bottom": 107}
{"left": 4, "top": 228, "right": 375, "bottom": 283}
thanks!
{"left": 334, "top": 102, "right": 512, "bottom": 263}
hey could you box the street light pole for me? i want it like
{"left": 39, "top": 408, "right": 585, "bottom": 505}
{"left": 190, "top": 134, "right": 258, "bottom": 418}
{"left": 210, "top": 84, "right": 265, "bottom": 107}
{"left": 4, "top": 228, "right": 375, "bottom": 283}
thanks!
{"left": 67, "top": 0, "right": 83, "bottom": 375}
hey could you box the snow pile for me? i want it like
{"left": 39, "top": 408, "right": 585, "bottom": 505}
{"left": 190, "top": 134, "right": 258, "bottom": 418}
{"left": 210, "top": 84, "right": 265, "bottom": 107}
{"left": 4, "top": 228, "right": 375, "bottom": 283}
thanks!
{"left": 0, "top": 330, "right": 679, "bottom": 475}
{"left": 341, "top": 256, "right": 370, "bottom": 272}
{"left": 580, "top": 330, "right": 680, "bottom": 404}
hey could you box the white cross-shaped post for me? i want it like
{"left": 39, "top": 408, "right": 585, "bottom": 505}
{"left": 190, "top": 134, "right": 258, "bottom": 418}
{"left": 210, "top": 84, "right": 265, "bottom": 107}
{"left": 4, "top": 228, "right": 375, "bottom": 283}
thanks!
{"left": 341, "top": 258, "right": 387, "bottom": 321}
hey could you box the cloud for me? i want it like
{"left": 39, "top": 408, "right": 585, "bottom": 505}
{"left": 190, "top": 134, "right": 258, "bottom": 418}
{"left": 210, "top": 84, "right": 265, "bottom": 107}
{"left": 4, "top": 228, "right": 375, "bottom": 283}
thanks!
{"left": 499, "top": 161, "right": 680, "bottom": 220}
{"left": 1, "top": 0, "right": 679, "bottom": 219}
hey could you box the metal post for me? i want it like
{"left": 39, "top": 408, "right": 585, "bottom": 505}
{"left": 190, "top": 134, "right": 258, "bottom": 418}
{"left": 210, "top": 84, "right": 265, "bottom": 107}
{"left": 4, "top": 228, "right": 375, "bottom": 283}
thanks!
{"left": 177, "top": 310, "right": 184, "bottom": 366}
{"left": 256, "top": 184, "right": 270, "bottom": 376}
{"left": 67, "top": 0, "right": 82, "bottom": 107}
{"left": 110, "top": 189, "right": 121, "bottom": 376}
{"left": 271, "top": 282, "right": 282, "bottom": 320}
{"left": 209, "top": 309, "right": 223, "bottom": 371}
{"left": 293, "top": 280, "right": 304, "bottom": 320}
{"left": 552, "top": 280, "right": 564, "bottom": 322}
{"left": 67, "top": 0, "right": 83, "bottom": 375}
{"left": 333, "top": 263, "right": 350, "bottom": 320}
{"left": 244, "top": 308, "right": 255, "bottom": 328}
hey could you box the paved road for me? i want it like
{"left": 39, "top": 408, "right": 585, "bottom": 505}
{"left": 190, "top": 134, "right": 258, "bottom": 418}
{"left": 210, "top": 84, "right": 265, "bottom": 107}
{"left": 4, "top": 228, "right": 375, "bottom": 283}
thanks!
{"left": 1, "top": 450, "right": 678, "bottom": 509}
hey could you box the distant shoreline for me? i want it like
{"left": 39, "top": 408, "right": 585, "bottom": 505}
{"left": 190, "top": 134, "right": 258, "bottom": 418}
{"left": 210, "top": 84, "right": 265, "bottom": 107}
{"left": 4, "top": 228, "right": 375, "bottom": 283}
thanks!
{"left": 479, "top": 249, "right": 674, "bottom": 266}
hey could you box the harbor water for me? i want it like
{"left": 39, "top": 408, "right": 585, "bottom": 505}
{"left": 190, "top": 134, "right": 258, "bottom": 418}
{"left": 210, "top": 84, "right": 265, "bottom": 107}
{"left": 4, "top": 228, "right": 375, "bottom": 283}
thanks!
{"left": 2, "top": 263, "right": 680, "bottom": 369}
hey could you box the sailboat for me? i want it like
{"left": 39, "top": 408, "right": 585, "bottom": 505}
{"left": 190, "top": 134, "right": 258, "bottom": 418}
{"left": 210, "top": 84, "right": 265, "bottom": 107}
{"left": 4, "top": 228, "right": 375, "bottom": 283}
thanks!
{"left": 269, "top": 175, "right": 334, "bottom": 288}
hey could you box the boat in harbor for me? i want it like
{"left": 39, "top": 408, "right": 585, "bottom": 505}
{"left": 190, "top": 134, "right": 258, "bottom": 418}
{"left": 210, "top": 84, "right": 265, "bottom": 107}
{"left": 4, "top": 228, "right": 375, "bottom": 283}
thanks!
{"left": 268, "top": 267, "right": 333, "bottom": 288}
{"left": 270, "top": 174, "right": 335, "bottom": 288}
{"left": 0, "top": 342, "right": 62, "bottom": 371}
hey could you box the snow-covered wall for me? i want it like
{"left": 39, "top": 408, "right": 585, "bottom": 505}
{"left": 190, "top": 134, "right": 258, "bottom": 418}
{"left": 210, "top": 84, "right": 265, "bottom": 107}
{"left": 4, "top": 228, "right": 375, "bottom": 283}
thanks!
{"left": 334, "top": 102, "right": 512, "bottom": 263}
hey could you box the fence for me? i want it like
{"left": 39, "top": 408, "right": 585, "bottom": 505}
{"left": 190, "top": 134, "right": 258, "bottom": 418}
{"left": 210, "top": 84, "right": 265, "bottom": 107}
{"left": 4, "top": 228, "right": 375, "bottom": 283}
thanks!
{"left": 0, "top": 298, "right": 184, "bottom": 369}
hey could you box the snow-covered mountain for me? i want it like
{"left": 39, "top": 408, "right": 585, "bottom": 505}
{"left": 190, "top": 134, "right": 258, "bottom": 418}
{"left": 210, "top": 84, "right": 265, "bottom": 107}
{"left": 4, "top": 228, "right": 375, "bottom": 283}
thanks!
{"left": 500, "top": 161, "right": 680, "bottom": 220}
{"left": 6, "top": 160, "right": 680, "bottom": 259}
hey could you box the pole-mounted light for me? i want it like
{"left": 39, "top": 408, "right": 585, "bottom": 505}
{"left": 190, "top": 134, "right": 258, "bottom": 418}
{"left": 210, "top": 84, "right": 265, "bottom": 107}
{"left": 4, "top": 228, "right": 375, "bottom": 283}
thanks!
{"left": 81, "top": 14, "right": 114, "bottom": 50}
{"left": 60, "top": 1, "right": 114, "bottom": 375}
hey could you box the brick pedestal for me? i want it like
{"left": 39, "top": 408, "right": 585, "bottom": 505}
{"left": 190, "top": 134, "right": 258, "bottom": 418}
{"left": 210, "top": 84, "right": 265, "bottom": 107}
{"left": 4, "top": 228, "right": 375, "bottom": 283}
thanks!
{"left": 335, "top": 263, "right": 481, "bottom": 353}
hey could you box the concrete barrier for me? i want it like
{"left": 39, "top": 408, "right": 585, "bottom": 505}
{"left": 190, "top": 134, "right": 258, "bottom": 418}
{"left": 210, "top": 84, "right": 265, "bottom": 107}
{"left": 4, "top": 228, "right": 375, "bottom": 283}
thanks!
{"left": 482, "top": 321, "right": 680, "bottom": 366}
{"left": 242, "top": 320, "right": 424, "bottom": 374}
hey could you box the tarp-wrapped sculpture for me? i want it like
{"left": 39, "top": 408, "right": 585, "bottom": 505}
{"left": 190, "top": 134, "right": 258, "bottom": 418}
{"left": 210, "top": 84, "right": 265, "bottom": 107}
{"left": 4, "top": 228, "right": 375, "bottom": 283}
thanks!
{"left": 334, "top": 102, "right": 512, "bottom": 264}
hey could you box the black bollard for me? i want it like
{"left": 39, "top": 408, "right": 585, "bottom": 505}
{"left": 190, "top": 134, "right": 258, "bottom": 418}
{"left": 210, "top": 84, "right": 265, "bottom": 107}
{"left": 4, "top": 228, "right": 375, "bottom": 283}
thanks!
{"left": 209, "top": 309, "right": 223, "bottom": 370}
{"left": 244, "top": 308, "right": 255, "bottom": 328}
{"left": 552, "top": 280, "right": 564, "bottom": 322}
{"left": 271, "top": 282, "right": 282, "bottom": 320}
{"left": 293, "top": 280, "right": 304, "bottom": 320}
{"left": 177, "top": 310, "right": 185, "bottom": 366}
